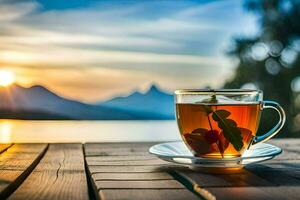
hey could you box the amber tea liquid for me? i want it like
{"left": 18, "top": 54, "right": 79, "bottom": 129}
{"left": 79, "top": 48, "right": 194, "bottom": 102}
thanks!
{"left": 176, "top": 103, "right": 261, "bottom": 158}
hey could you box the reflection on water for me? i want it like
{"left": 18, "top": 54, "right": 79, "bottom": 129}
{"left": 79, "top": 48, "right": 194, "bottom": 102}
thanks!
{"left": 0, "top": 120, "right": 180, "bottom": 143}
{"left": 0, "top": 121, "right": 11, "bottom": 143}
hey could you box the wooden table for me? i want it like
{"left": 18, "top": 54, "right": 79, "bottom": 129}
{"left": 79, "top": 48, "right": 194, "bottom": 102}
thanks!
{"left": 0, "top": 139, "right": 299, "bottom": 200}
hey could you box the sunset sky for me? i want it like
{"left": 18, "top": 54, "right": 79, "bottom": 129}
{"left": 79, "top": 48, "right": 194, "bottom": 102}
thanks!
{"left": 0, "top": 0, "right": 258, "bottom": 102}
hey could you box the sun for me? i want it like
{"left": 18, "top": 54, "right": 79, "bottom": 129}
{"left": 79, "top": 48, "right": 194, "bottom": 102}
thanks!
{"left": 0, "top": 70, "right": 16, "bottom": 87}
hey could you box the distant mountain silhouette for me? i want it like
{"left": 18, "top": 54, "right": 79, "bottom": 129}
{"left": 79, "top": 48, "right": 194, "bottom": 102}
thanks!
{"left": 0, "top": 84, "right": 174, "bottom": 120}
{"left": 0, "top": 109, "right": 71, "bottom": 120}
{"left": 98, "top": 84, "right": 174, "bottom": 119}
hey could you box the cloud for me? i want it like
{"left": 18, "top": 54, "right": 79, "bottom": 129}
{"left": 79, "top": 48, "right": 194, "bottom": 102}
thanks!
{"left": 0, "top": 47, "right": 223, "bottom": 66}
{"left": 0, "top": 29, "right": 181, "bottom": 50}
{"left": 1, "top": 1, "right": 236, "bottom": 53}
{"left": 0, "top": 0, "right": 257, "bottom": 101}
{"left": 0, "top": 0, "right": 38, "bottom": 22}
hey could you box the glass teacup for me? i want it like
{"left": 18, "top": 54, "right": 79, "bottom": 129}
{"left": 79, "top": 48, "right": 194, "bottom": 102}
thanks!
{"left": 175, "top": 89, "right": 285, "bottom": 158}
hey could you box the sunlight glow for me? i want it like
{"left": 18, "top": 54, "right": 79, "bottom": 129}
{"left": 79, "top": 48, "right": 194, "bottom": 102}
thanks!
{"left": 0, "top": 70, "right": 15, "bottom": 86}
{"left": 0, "top": 121, "right": 12, "bottom": 143}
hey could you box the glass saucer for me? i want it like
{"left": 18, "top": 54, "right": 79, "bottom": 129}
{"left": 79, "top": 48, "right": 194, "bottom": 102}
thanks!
{"left": 149, "top": 141, "right": 282, "bottom": 168}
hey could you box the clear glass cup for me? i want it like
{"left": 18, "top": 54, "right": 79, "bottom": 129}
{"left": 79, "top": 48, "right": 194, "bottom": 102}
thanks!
{"left": 175, "top": 89, "right": 285, "bottom": 158}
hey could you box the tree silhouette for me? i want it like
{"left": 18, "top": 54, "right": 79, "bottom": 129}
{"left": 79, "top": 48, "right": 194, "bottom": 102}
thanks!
{"left": 224, "top": 0, "right": 300, "bottom": 137}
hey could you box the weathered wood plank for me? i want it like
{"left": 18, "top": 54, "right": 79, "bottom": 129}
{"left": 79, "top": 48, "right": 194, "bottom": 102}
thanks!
{"left": 87, "top": 159, "right": 167, "bottom": 166}
{"left": 92, "top": 172, "right": 173, "bottom": 181}
{"left": 85, "top": 140, "right": 300, "bottom": 200}
{"left": 207, "top": 186, "right": 300, "bottom": 200}
{"left": 86, "top": 142, "right": 157, "bottom": 149}
{"left": 89, "top": 165, "right": 182, "bottom": 173}
{"left": 171, "top": 139, "right": 300, "bottom": 199}
{"left": 173, "top": 169, "right": 273, "bottom": 187}
{"left": 259, "top": 186, "right": 300, "bottom": 199}
{"left": 9, "top": 144, "right": 89, "bottom": 200}
{"left": 84, "top": 143, "right": 198, "bottom": 200}
{"left": 246, "top": 165, "right": 300, "bottom": 186}
{"left": 0, "top": 144, "right": 12, "bottom": 154}
{"left": 86, "top": 151, "right": 150, "bottom": 156}
{"left": 86, "top": 150, "right": 149, "bottom": 156}
{"left": 0, "top": 144, "right": 48, "bottom": 199}
{"left": 207, "top": 187, "right": 274, "bottom": 200}
{"left": 99, "top": 189, "right": 200, "bottom": 200}
{"left": 95, "top": 180, "right": 184, "bottom": 189}
{"left": 86, "top": 155, "right": 155, "bottom": 161}
{"left": 85, "top": 142, "right": 156, "bottom": 156}
{"left": 213, "top": 170, "right": 273, "bottom": 186}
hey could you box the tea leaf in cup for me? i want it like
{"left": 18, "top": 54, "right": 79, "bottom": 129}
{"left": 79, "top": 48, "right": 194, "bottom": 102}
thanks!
{"left": 218, "top": 119, "right": 237, "bottom": 129}
{"left": 218, "top": 131, "right": 230, "bottom": 154}
{"left": 212, "top": 110, "right": 244, "bottom": 151}
{"left": 204, "top": 130, "right": 219, "bottom": 143}
{"left": 225, "top": 119, "right": 237, "bottom": 127}
{"left": 192, "top": 128, "right": 209, "bottom": 134}
{"left": 185, "top": 131, "right": 212, "bottom": 155}
{"left": 212, "top": 110, "right": 230, "bottom": 120}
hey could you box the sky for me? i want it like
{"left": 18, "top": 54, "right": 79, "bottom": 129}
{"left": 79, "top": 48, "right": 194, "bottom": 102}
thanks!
{"left": 0, "top": 0, "right": 258, "bottom": 102}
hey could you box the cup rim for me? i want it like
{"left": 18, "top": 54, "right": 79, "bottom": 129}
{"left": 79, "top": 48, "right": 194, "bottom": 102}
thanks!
{"left": 174, "top": 89, "right": 263, "bottom": 95}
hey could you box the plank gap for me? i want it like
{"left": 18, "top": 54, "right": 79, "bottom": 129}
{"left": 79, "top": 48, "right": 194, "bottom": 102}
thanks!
{"left": 0, "top": 144, "right": 13, "bottom": 154}
{"left": 0, "top": 144, "right": 49, "bottom": 199}
{"left": 8, "top": 144, "right": 89, "bottom": 200}
{"left": 83, "top": 144, "right": 100, "bottom": 200}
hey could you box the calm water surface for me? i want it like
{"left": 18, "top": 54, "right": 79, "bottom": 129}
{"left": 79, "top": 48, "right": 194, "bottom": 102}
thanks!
{"left": 0, "top": 120, "right": 181, "bottom": 143}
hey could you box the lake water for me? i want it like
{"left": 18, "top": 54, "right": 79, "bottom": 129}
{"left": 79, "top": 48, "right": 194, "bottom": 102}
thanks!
{"left": 0, "top": 120, "right": 181, "bottom": 143}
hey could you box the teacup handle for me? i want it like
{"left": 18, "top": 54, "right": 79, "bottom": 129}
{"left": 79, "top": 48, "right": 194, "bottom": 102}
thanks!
{"left": 252, "top": 101, "right": 286, "bottom": 145}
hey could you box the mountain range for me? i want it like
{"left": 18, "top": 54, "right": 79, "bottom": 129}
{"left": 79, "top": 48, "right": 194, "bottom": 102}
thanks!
{"left": 0, "top": 84, "right": 174, "bottom": 120}
{"left": 98, "top": 85, "right": 174, "bottom": 117}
